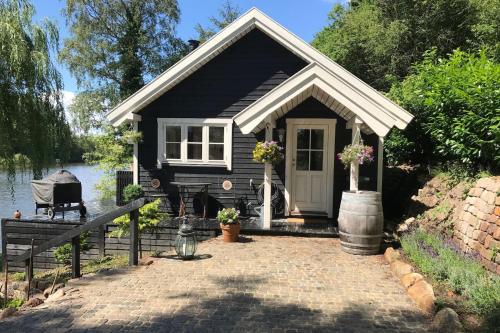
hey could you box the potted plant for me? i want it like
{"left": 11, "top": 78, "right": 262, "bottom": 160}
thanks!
{"left": 217, "top": 208, "right": 240, "bottom": 242}
{"left": 337, "top": 144, "right": 374, "bottom": 168}
{"left": 253, "top": 141, "right": 284, "bottom": 164}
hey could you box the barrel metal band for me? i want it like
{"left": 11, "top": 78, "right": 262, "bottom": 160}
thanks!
{"left": 339, "top": 231, "right": 383, "bottom": 239}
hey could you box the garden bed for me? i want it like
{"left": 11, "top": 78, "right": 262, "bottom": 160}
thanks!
{"left": 400, "top": 229, "right": 500, "bottom": 332}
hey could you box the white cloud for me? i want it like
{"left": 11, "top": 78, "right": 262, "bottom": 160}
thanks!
{"left": 62, "top": 90, "right": 76, "bottom": 124}
{"left": 62, "top": 90, "right": 76, "bottom": 111}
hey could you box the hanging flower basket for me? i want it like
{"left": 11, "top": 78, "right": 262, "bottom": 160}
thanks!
{"left": 337, "top": 144, "right": 374, "bottom": 169}
{"left": 253, "top": 141, "right": 284, "bottom": 164}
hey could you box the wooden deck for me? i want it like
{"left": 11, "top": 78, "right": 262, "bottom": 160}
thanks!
{"left": 18, "top": 200, "right": 339, "bottom": 238}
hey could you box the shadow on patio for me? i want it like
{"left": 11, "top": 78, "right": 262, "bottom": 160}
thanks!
{"left": 0, "top": 274, "right": 429, "bottom": 333}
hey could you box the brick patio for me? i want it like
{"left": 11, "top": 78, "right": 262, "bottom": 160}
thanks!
{"left": 1, "top": 236, "right": 429, "bottom": 332}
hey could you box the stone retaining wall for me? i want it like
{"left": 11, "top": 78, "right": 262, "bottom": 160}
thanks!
{"left": 453, "top": 176, "right": 500, "bottom": 274}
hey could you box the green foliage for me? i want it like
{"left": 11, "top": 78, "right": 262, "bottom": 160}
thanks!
{"left": 252, "top": 141, "right": 284, "bottom": 164}
{"left": 54, "top": 232, "right": 91, "bottom": 265}
{"left": 216, "top": 207, "right": 239, "bottom": 225}
{"left": 1, "top": 298, "right": 24, "bottom": 309}
{"left": 111, "top": 199, "right": 168, "bottom": 238}
{"left": 470, "top": 0, "right": 500, "bottom": 61}
{"left": 81, "top": 255, "right": 128, "bottom": 275}
{"left": 61, "top": 0, "right": 187, "bottom": 100}
{"left": 384, "top": 130, "right": 416, "bottom": 166}
{"left": 195, "top": 1, "right": 240, "bottom": 43}
{"left": 0, "top": 0, "right": 73, "bottom": 180}
{"left": 10, "top": 272, "right": 26, "bottom": 282}
{"left": 401, "top": 230, "right": 500, "bottom": 319}
{"left": 123, "top": 184, "right": 144, "bottom": 203}
{"left": 83, "top": 125, "right": 134, "bottom": 199}
{"left": 387, "top": 50, "right": 500, "bottom": 171}
{"left": 312, "top": 0, "right": 477, "bottom": 91}
{"left": 68, "top": 90, "right": 110, "bottom": 135}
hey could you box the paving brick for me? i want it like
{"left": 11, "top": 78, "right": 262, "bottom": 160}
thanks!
{"left": 0, "top": 237, "right": 429, "bottom": 332}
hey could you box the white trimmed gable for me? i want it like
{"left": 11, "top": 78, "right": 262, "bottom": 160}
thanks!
{"left": 106, "top": 7, "right": 413, "bottom": 134}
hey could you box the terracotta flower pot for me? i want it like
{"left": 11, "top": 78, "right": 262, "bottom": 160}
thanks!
{"left": 220, "top": 223, "right": 240, "bottom": 242}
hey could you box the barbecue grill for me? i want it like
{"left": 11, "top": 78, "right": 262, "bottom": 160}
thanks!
{"left": 31, "top": 170, "right": 86, "bottom": 219}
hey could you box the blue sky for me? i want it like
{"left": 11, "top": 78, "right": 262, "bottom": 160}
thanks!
{"left": 32, "top": 0, "right": 341, "bottom": 98}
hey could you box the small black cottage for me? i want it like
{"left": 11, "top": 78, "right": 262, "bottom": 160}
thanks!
{"left": 106, "top": 8, "right": 412, "bottom": 228}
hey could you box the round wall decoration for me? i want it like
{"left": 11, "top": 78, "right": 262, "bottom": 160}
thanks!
{"left": 222, "top": 180, "right": 233, "bottom": 191}
{"left": 151, "top": 178, "right": 161, "bottom": 189}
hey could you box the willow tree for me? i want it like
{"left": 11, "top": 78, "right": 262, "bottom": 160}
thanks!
{"left": 0, "top": 0, "right": 71, "bottom": 179}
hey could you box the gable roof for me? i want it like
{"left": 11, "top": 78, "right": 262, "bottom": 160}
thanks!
{"left": 234, "top": 62, "right": 411, "bottom": 137}
{"left": 106, "top": 7, "right": 413, "bottom": 133}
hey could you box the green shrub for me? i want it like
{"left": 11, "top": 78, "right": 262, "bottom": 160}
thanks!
{"left": 387, "top": 49, "right": 500, "bottom": 171}
{"left": 111, "top": 199, "right": 168, "bottom": 238}
{"left": 1, "top": 298, "right": 24, "bottom": 309}
{"left": 123, "top": 184, "right": 144, "bottom": 203}
{"left": 384, "top": 129, "right": 416, "bottom": 166}
{"left": 401, "top": 229, "right": 500, "bottom": 319}
{"left": 10, "top": 272, "right": 25, "bottom": 282}
{"left": 54, "top": 232, "right": 91, "bottom": 265}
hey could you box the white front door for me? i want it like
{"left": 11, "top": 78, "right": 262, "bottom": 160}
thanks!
{"left": 286, "top": 119, "right": 336, "bottom": 217}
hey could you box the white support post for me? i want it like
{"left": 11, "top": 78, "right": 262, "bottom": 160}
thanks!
{"left": 263, "top": 116, "right": 275, "bottom": 229}
{"left": 349, "top": 117, "right": 362, "bottom": 192}
{"left": 132, "top": 120, "right": 139, "bottom": 185}
{"left": 377, "top": 136, "right": 384, "bottom": 193}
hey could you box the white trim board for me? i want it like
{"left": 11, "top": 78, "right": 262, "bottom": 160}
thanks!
{"left": 106, "top": 8, "right": 413, "bottom": 131}
{"left": 234, "top": 63, "right": 399, "bottom": 137}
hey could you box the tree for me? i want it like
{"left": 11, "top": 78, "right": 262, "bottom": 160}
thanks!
{"left": 386, "top": 50, "right": 499, "bottom": 171}
{"left": 312, "top": 0, "right": 478, "bottom": 91}
{"left": 195, "top": 0, "right": 240, "bottom": 43}
{"left": 470, "top": 0, "right": 500, "bottom": 60}
{"left": 68, "top": 90, "right": 109, "bottom": 135}
{"left": 0, "top": 0, "right": 72, "bottom": 179}
{"left": 61, "top": 0, "right": 187, "bottom": 100}
{"left": 61, "top": 0, "right": 188, "bottom": 197}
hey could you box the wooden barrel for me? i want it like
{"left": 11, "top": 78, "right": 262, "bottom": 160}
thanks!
{"left": 338, "top": 191, "right": 383, "bottom": 255}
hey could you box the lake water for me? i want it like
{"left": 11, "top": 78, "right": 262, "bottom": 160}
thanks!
{"left": 0, "top": 164, "right": 107, "bottom": 219}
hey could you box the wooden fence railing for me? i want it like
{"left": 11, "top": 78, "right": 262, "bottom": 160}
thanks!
{"left": 2, "top": 198, "right": 147, "bottom": 279}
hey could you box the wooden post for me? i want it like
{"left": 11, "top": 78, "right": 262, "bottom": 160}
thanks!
{"left": 1, "top": 220, "right": 7, "bottom": 307}
{"left": 129, "top": 209, "right": 139, "bottom": 266}
{"left": 71, "top": 235, "right": 80, "bottom": 278}
{"left": 377, "top": 136, "right": 384, "bottom": 193}
{"left": 26, "top": 239, "right": 34, "bottom": 299}
{"left": 98, "top": 225, "right": 105, "bottom": 257}
{"left": 350, "top": 117, "right": 363, "bottom": 192}
{"left": 3, "top": 251, "right": 7, "bottom": 308}
{"left": 263, "top": 116, "right": 275, "bottom": 229}
{"left": 133, "top": 120, "right": 139, "bottom": 185}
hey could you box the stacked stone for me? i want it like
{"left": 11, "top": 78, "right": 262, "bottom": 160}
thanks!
{"left": 454, "top": 176, "right": 500, "bottom": 274}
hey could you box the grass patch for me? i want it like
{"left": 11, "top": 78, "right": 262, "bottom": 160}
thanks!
{"left": 33, "top": 255, "right": 128, "bottom": 283}
{"left": 401, "top": 229, "right": 500, "bottom": 331}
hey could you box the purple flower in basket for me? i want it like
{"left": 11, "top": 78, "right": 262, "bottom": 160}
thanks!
{"left": 337, "top": 144, "right": 374, "bottom": 168}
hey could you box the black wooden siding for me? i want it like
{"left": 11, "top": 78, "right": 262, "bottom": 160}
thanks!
{"left": 137, "top": 28, "right": 378, "bottom": 218}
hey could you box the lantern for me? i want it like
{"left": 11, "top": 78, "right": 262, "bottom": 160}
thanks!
{"left": 175, "top": 222, "right": 197, "bottom": 260}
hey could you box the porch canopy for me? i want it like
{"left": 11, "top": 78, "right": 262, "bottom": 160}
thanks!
{"left": 233, "top": 63, "right": 412, "bottom": 137}
{"left": 233, "top": 63, "right": 413, "bottom": 228}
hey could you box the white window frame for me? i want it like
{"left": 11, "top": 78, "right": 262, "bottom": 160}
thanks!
{"left": 157, "top": 118, "right": 233, "bottom": 170}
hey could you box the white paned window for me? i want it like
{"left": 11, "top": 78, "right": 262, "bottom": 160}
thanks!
{"left": 158, "top": 118, "right": 233, "bottom": 170}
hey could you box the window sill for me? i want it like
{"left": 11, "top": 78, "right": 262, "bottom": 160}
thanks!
{"left": 159, "top": 161, "right": 228, "bottom": 169}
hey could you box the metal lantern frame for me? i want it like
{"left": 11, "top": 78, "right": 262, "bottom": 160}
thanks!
{"left": 175, "top": 219, "right": 197, "bottom": 260}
